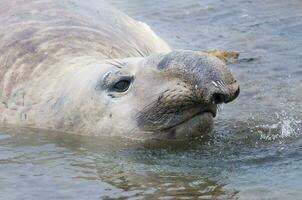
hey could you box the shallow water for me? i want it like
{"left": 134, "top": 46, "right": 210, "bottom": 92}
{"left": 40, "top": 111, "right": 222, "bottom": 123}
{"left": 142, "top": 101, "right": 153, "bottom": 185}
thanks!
{"left": 1, "top": 0, "right": 302, "bottom": 199}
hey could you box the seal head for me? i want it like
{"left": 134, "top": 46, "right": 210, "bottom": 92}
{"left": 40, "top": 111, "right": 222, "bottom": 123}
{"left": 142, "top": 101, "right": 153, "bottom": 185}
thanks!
{"left": 84, "top": 50, "right": 239, "bottom": 139}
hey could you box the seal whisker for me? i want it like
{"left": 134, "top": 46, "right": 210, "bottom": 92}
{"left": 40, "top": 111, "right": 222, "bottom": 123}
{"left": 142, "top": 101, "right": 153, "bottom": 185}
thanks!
{"left": 133, "top": 46, "right": 145, "bottom": 57}
{"left": 114, "top": 59, "right": 126, "bottom": 67}
{"left": 128, "top": 125, "right": 141, "bottom": 136}
{"left": 106, "top": 59, "right": 126, "bottom": 69}
{"left": 124, "top": 37, "right": 147, "bottom": 57}
{"left": 212, "top": 81, "right": 219, "bottom": 88}
{"left": 106, "top": 60, "right": 122, "bottom": 69}
{"left": 217, "top": 105, "right": 221, "bottom": 112}
{"left": 212, "top": 80, "right": 228, "bottom": 94}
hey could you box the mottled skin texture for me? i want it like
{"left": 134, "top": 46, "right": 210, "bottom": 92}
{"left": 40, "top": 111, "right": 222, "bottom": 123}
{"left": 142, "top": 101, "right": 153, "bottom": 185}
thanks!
{"left": 0, "top": 0, "right": 239, "bottom": 140}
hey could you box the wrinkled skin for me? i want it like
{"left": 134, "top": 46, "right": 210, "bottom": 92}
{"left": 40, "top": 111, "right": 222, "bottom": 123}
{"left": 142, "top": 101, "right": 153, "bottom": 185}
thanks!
{"left": 0, "top": 0, "right": 239, "bottom": 140}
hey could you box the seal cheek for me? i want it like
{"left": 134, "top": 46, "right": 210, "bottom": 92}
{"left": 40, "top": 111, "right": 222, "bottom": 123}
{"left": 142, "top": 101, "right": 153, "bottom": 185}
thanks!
{"left": 52, "top": 95, "right": 66, "bottom": 110}
{"left": 166, "top": 129, "right": 176, "bottom": 139}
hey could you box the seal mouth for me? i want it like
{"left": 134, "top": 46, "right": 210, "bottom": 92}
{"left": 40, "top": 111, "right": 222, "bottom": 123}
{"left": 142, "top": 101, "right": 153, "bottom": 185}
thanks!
{"left": 160, "top": 104, "right": 217, "bottom": 131}
{"left": 179, "top": 104, "right": 217, "bottom": 125}
{"left": 201, "top": 105, "right": 217, "bottom": 118}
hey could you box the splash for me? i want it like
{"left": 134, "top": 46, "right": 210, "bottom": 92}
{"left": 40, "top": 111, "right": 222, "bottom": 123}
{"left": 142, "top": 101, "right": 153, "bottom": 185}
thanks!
{"left": 255, "top": 112, "right": 302, "bottom": 141}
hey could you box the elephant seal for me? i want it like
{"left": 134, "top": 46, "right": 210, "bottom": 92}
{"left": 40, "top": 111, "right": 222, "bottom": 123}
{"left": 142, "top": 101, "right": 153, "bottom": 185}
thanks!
{"left": 0, "top": 0, "right": 239, "bottom": 140}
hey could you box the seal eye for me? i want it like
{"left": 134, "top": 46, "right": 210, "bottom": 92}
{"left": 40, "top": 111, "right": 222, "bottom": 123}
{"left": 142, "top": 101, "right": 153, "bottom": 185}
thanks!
{"left": 112, "top": 78, "right": 131, "bottom": 92}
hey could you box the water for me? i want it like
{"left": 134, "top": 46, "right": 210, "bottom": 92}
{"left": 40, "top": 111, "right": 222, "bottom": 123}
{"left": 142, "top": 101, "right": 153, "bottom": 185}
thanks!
{"left": 1, "top": 0, "right": 302, "bottom": 199}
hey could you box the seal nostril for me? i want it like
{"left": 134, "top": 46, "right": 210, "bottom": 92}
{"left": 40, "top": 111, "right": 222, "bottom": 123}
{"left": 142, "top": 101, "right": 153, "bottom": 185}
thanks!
{"left": 234, "top": 87, "right": 240, "bottom": 99}
{"left": 212, "top": 93, "right": 226, "bottom": 104}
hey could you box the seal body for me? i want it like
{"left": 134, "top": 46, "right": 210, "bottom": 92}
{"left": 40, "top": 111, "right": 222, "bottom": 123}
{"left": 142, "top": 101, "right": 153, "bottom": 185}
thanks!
{"left": 0, "top": 0, "right": 239, "bottom": 139}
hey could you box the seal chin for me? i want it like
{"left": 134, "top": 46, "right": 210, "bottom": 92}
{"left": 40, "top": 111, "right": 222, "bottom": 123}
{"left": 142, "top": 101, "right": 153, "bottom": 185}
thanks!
{"left": 199, "top": 105, "right": 217, "bottom": 118}
{"left": 161, "top": 112, "right": 215, "bottom": 140}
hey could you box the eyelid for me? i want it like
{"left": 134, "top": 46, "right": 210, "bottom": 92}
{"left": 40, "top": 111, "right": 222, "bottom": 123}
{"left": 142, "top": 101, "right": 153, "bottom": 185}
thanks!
{"left": 95, "top": 72, "right": 111, "bottom": 91}
{"left": 111, "top": 76, "right": 134, "bottom": 86}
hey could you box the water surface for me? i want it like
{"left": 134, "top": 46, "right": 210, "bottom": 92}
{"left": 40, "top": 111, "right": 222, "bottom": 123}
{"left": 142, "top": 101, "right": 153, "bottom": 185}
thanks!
{"left": 1, "top": 0, "right": 302, "bottom": 199}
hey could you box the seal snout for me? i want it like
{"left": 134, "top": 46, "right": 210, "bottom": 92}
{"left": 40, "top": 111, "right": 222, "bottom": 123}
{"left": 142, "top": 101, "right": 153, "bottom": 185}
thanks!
{"left": 136, "top": 50, "right": 240, "bottom": 137}
{"left": 209, "top": 81, "right": 240, "bottom": 104}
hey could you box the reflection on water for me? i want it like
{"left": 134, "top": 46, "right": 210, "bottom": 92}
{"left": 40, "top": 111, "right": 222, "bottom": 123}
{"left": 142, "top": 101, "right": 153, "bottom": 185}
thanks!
{"left": 1, "top": 0, "right": 302, "bottom": 199}
{"left": 0, "top": 128, "right": 239, "bottom": 199}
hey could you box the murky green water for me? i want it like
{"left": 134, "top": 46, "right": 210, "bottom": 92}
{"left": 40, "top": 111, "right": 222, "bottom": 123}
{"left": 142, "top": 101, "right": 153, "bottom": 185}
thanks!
{"left": 1, "top": 0, "right": 302, "bottom": 199}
